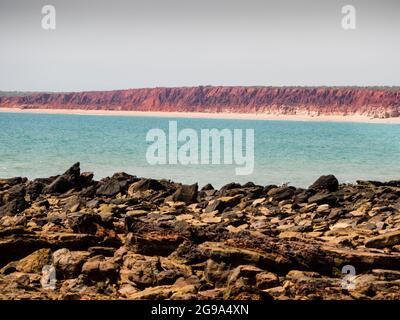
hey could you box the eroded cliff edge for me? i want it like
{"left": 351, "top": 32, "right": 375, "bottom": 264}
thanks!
{"left": 1, "top": 87, "right": 400, "bottom": 118}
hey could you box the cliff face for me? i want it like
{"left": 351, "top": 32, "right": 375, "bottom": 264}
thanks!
{"left": 1, "top": 86, "right": 399, "bottom": 118}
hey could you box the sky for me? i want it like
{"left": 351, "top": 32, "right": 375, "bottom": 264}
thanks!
{"left": 0, "top": 0, "right": 399, "bottom": 92}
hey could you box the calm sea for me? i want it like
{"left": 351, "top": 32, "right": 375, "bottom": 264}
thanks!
{"left": 0, "top": 112, "right": 399, "bottom": 188}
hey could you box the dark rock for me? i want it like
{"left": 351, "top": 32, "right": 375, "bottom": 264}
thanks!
{"left": 79, "top": 185, "right": 97, "bottom": 198}
{"left": 2, "top": 184, "right": 26, "bottom": 203}
{"left": 268, "top": 187, "right": 295, "bottom": 201}
{"left": 43, "top": 162, "right": 81, "bottom": 194}
{"left": 129, "top": 179, "right": 166, "bottom": 193}
{"left": 218, "top": 183, "right": 241, "bottom": 196}
{"left": 96, "top": 179, "right": 123, "bottom": 197}
{"left": 308, "top": 192, "right": 338, "bottom": 206}
{"left": 88, "top": 246, "right": 115, "bottom": 257}
{"left": 0, "top": 197, "right": 28, "bottom": 217}
{"left": 171, "top": 184, "right": 198, "bottom": 204}
{"left": 81, "top": 255, "right": 119, "bottom": 282}
{"left": 26, "top": 181, "right": 44, "bottom": 200}
{"left": 293, "top": 190, "right": 313, "bottom": 203}
{"left": 79, "top": 172, "right": 94, "bottom": 188}
{"left": 204, "top": 195, "right": 243, "bottom": 213}
{"left": 201, "top": 184, "right": 214, "bottom": 191}
{"left": 309, "top": 175, "right": 339, "bottom": 192}
{"left": 0, "top": 177, "right": 24, "bottom": 188}
{"left": 67, "top": 212, "right": 102, "bottom": 234}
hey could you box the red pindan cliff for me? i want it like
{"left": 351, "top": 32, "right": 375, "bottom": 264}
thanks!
{"left": 1, "top": 86, "right": 400, "bottom": 118}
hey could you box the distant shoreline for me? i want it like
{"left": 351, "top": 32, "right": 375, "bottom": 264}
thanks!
{"left": 1, "top": 107, "right": 400, "bottom": 124}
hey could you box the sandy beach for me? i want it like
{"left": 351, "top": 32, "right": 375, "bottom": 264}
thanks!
{"left": 1, "top": 107, "right": 400, "bottom": 124}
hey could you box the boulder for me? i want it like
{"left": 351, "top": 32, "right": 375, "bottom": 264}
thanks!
{"left": 171, "top": 184, "right": 198, "bottom": 205}
{"left": 53, "top": 248, "right": 90, "bottom": 279}
{"left": 309, "top": 175, "right": 339, "bottom": 192}
{"left": 268, "top": 187, "right": 295, "bottom": 201}
{"left": 205, "top": 195, "right": 242, "bottom": 213}
{"left": 128, "top": 179, "right": 166, "bottom": 194}
{"left": 0, "top": 197, "right": 28, "bottom": 217}
{"left": 81, "top": 255, "right": 119, "bottom": 281}
{"left": 308, "top": 192, "right": 338, "bottom": 206}
{"left": 15, "top": 248, "right": 52, "bottom": 274}
{"left": 67, "top": 212, "right": 102, "bottom": 234}
{"left": 96, "top": 179, "right": 122, "bottom": 197}
{"left": 43, "top": 163, "right": 81, "bottom": 194}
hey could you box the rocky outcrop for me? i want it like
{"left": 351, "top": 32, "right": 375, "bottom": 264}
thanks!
{"left": 1, "top": 87, "right": 400, "bottom": 118}
{"left": 0, "top": 163, "right": 400, "bottom": 300}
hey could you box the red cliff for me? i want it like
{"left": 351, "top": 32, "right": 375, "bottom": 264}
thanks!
{"left": 1, "top": 86, "right": 399, "bottom": 118}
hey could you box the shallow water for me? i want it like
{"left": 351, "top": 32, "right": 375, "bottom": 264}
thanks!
{"left": 0, "top": 112, "right": 399, "bottom": 188}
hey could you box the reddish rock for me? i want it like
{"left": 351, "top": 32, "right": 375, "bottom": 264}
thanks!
{"left": 1, "top": 87, "right": 399, "bottom": 118}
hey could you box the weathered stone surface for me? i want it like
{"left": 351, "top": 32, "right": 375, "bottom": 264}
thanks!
{"left": 128, "top": 284, "right": 196, "bottom": 300}
{"left": 309, "top": 175, "right": 339, "bottom": 192}
{"left": 365, "top": 230, "right": 400, "bottom": 249}
{"left": 0, "top": 164, "right": 400, "bottom": 300}
{"left": 15, "top": 248, "right": 52, "bottom": 274}
{"left": 53, "top": 248, "right": 90, "bottom": 279}
{"left": 43, "top": 162, "right": 80, "bottom": 194}
{"left": 171, "top": 184, "right": 198, "bottom": 205}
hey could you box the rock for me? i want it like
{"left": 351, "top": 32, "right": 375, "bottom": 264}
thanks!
{"left": 15, "top": 249, "right": 52, "bottom": 274}
{"left": 255, "top": 271, "right": 280, "bottom": 289}
{"left": 223, "top": 277, "right": 272, "bottom": 300}
{"left": 205, "top": 195, "right": 242, "bottom": 213}
{"left": 96, "top": 179, "right": 123, "bottom": 197}
{"left": 67, "top": 212, "right": 102, "bottom": 234}
{"left": 120, "top": 253, "right": 160, "bottom": 287}
{"left": 25, "top": 181, "right": 45, "bottom": 200}
{"left": 79, "top": 172, "right": 94, "bottom": 187}
{"left": 308, "top": 192, "right": 338, "bottom": 206}
{"left": 171, "top": 184, "right": 198, "bottom": 205}
{"left": 201, "top": 184, "right": 214, "bottom": 191}
{"left": 198, "top": 288, "right": 225, "bottom": 300}
{"left": 202, "top": 216, "right": 222, "bottom": 224}
{"left": 365, "top": 230, "right": 400, "bottom": 249}
{"left": 43, "top": 163, "right": 81, "bottom": 194}
{"left": 0, "top": 177, "right": 24, "bottom": 188}
{"left": 81, "top": 255, "right": 119, "bottom": 281}
{"left": 1, "top": 184, "right": 26, "bottom": 204}
{"left": 88, "top": 246, "right": 115, "bottom": 257}
{"left": 316, "top": 204, "right": 330, "bottom": 213}
{"left": 198, "top": 242, "right": 290, "bottom": 273}
{"left": 372, "top": 269, "right": 400, "bottom": 281}
{"left": 268, "top": 187, "right": 295, "bottom": 201}
{"left": 2, "top": 165, "right": 400, "bottom": 300}
{"left": 227, "top": 265, "right": 264, "bottom": 286}
{"left": 128, "top": 179, "right": 166, "bottom": 194}
{"left": 309, "top": 175, "right": 339, "bottom": 192}
{"left": 204, "top": 259, "right": 231, "bottom": 287}
{"left": 128, "top": 284, "right": 196, "bottom": 300}
{"left": 125, "top": 230, "right": 183, "bottom": 257}
{"left": 53, "top": 248, "right": 90, "bottom": 279}
{"left": 0, "top": 197, "right": 28, "bottom": 217}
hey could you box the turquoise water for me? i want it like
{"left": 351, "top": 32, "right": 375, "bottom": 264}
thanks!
{"left": 0, "top": 112, "right": 399, "bottom": 188}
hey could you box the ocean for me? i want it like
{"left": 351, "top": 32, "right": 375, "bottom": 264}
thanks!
{"left": 0, "top": 112, "right": 399, "bottom": 188}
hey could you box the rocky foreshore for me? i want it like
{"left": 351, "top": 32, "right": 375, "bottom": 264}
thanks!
{"left": 1, "top": 163, "right": 400, "bottom": 300}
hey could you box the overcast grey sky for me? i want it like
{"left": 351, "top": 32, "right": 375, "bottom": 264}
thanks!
{"left": 0, "top": 0, "right": 399, "bottom": 92}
